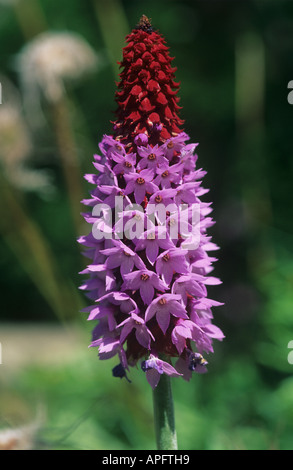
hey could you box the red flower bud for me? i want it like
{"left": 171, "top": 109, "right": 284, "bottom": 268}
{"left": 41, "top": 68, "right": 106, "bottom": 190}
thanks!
{"left": 113, "top": 15, "right": 184, "bottom": 149}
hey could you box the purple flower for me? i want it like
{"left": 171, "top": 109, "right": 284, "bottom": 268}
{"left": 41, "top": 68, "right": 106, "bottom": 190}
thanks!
{"left": 80, "top": 263, "right": 116, "bottom": 297}
{"left": 162, "top": 132, "right": 190, "bottom": 160}
{"left": 180, "top": 143, "right": 199, "bottom": 172}
{"left": 112, "top": 152, "right": 136, "bottom": 175}
{"left": 154, "top": 162, "right": 183, "bottom": 188}
{"left": 171, "top": 319, "right": 193, "bottom": 355}
{"left": 148, "top": 187, "right": 177, "bottom": 206}
{"left": 134, "top": 226, "right": 175, "bottom": 265}
{"left": 145, "top": 294, "right": 189, "bottom": 334}
{"left": 174, "top": 182, "right": 200, "bottom": 205}
{"left": 188, "top": 300, "right": 225, "bottom": 353}
{"left": 99, "top": 135, "right": 126, "bottom": 158}
{"left": 80, "top": 129, "right": 224, "bottom": 386}
{"left": 147, "top": 188, "right": 177, "bottom": 223}
{"left": 83, "top": 291, "right": 137, "bottom": 331}
{"left": 141, "top": 354, "right": 182, "bottom": 389}
{"left": 85, "top": 301, "right": 117, "bottom": 329}
{"left": 98, "top": 185, "right": 131, "bottom": 209}
{"left": 134, "top": 133, "right": 148, "bottom": 146}
{"left": 156, "top": 248, "right": 190, "bottom": 285}
{"left": 137, "top": 144, "right": 167, "bottom": 171}
{"left": 124, "top": 169, "right": 159, "bottom": 204}
{"left": 79, "top": 21, "right": 224, "bottom": 387}
{"left": 101, "top": 239, "right": 146, "bottom": 276}
{"left": 114, "top": 208, "right": 151, "bottom": 241}
{"left": 93, "top": 336, "right": 119, "bottom": 355}
{"left": 118, "top": 312, "right": 155, "bottom": 349}
{"left": 121, "top": 269, "right": 168, "bottom": 305}
{"left": 98, "top": 291, "right": 138, "bottom": 313}
{"left": 172, "top": 274, "right": 207, "bottom": 305}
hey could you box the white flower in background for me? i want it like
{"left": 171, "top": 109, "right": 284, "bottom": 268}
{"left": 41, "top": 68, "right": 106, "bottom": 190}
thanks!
{"left": 0, "top": 425, "right": 37, "bottom": 450}
{"left": 0, "top": 408, "right": 45, "bottom": 450}
{"left": 18, "top": 31, "right": 100, "bottom": 106}
{"left": 0, "top": 75, "right": 52, "bottom": 194}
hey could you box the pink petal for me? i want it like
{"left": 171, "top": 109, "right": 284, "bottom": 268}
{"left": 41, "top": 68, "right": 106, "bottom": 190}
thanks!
{"left": 134, "top": 184, "right": 146, "bottom": 204}
{"left": 146, "top": 242, "right": 159, "bottom": 265}
{"left": 140, "top": 282, "right": 154, "bottom": 305}
{"left": 156, "top": 309, "right": 170, "bottom": 334}
{"left": 135, "top": 326, "right": 151, "bottom": 349}
{"left": 146, "top": 369, "right": 161, "bottom": 389}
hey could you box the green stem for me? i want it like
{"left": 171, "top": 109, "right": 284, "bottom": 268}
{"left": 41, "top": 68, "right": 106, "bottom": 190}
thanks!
{"left": 152, "top": 372, "right": 178, "bottom": 450}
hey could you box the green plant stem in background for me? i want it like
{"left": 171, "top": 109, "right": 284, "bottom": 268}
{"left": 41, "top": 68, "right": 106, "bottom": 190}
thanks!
{"left": 51, "top": 97, "right": 85, "bottom": 236}
{"left": 235, "top": 32, "right": 275, "bottom": 273}
{"left": 152, "top": 371, "right": 178, "bottom": 450}
{"left": 0, "top": 175, "right": 83, "bottom": 321}
{"left": 93, "top": 0, "right": 129, "bottom": 77}
{"left": 13, "top": 0, "right": 47, "bottom": 40}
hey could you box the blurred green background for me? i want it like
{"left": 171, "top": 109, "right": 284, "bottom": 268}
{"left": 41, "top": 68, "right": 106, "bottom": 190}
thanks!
{"left": 0, "top": 0, "right": 293, "bottom": 450}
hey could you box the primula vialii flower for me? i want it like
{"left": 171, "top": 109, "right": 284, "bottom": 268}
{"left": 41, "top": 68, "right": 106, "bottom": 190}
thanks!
{"left": 79, "top": 15, "right": 224, "bottom": 389}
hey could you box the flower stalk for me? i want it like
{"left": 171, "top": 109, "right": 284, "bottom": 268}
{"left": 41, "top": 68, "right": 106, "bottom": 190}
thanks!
{"left": 153, "top": 358, "right": 177, "bottom": 450}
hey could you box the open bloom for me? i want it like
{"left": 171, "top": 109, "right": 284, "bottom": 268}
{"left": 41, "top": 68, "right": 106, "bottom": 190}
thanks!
{"left": 141, "top": 354, "right": 182, "bottom": 389}
{"left": 137, "top": 144, "right": 167, "bottom": 171}
{"left": 79, "top": 15, "right": 224, "bottom": 388}
{"left": 112, "top": 151, "right": 137, "bottom": 176}
{"left": 101, "top": 239, "right": 146, "bottom": 276}
{"left": 124, "top": 168, "right": 159, "bottom": 204}
{"left": 118, "top": 312, "right": 155, "bottom": 349}
{"left": 121, "top": 269, "right": 168, "bottom": 305}
{"left": 156, "top": 248, "right": 190, "bottom": 285}
{"left": 134, "top": 226, "right": 175, "bottom": 264}
{"left": 145, "top": 294, "right": 189, "bottom": 334}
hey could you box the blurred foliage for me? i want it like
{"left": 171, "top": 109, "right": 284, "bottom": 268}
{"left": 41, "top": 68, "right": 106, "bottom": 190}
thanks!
{"left": 0, "top": 0, "right": 293, "bottom": 450}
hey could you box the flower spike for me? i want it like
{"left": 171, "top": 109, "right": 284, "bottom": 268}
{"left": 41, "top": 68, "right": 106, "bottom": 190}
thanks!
{"left": 79, "top": 16, "right": 224, "bottom": 388}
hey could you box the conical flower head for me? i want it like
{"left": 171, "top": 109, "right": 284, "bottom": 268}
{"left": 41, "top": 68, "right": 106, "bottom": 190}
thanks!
{"left": 79, "top": 16, "right": 224, "bottom": 389}
{"left": 113, "top": 15, "right": 184, "bottom": 148}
